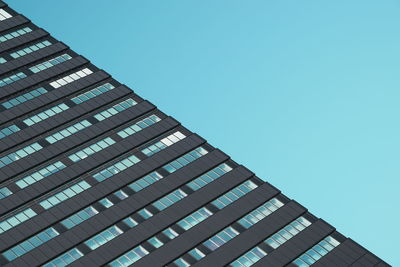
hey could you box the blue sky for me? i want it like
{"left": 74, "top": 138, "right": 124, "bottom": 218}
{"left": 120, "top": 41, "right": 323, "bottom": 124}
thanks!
{"left": 11, "top": 0, "right": 399, "bottom": 264}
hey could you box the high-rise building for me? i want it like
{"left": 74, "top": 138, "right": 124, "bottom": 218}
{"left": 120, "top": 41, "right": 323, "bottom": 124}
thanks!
{"left": 0, "top": 1, "right": 388, "bottom": 267}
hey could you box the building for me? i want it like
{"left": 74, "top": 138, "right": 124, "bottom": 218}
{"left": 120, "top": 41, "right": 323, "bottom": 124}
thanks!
{"left": 0, "top": 1, "right": 389, "bottom": 266}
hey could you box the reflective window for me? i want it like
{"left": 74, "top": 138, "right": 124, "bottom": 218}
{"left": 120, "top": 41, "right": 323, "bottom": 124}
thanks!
{"left": 68, "top": 137, "right": 116, "bottom": 162}
{"left": 142, "top": 131, "right": 186, "bottom": 156}
{"left": 0, "top": 187, "right": 12, "bottom": 200}
{"left": 49, "top": 68, "right": 93, "bottom": 88}
{"left": 71, "top": 83, "right": 115, "bottom": 104}
{"left": 93, "top": 154, "right": 140, "bottom": 182}
{"left": 152, "top": 189, "right": 187, "bottom": 211}
{"left": 0, "top": 124, "right": 20, "bottom": 140}
{"left": 60, "top": 206, "right": 99, "bottom": 229}
{"left": 23, "top": 103, "right": 69, "bottom": 126}
{"left": 84, "top": 225, "right": 123, "bottom": 251}
{"left": 187, "top": 163, "right": 232, "bottom": 191}
{"left": 94, "top": 98, "right": 137, "bottom": 121}
{"left": 29, "top": 54, "right": 72, "bottom": 73}
{"left": 0, "top": 208, "right": 37, "bottom": 234}
{"left": 108, "top": 246, "right": 149, "bottom": 267}
{"left": 42, "top": 248, "right": 83, "bottom": 267}
{"left": 163, "top": 147, "right": 208, "bottom": 174}
{"left": 0, "top": 9, "right": 12, "bottom": 20}
{"left": 0, "top": 27, "right": 32, "bottom": 43}
{"left": 177, "top": 207, "right": 213, "bottom": 231}
{"left": 117, "top": 114, "right": 161, "bottom": 139}
{"left": 45, "top": 120, "right": 92, "bottom": 144}
{"left": 15, "top": 161, "right": 66, "bottom": 189}
{"left": 211, "top": 180, "right": 258, "bottom": 209}
{"left": 10, "top": 40, "right": 52, "bottom": 59}
{"left": 0, "top": 72, "right": 27, "bottom": 87}
{"left": 0, "top": 57, "right": 6, "bottom": 64}
{"left": 237, "top": 198, "right": 284, "bottom": 229}
{"left": 128, "top": 171, "right": 163, "bottom": 193}
{"left": 0, "top": 142, "right": 43, "bottom": 169}
{"left": 1, "top": 87, "right": 47, "bottom": 109}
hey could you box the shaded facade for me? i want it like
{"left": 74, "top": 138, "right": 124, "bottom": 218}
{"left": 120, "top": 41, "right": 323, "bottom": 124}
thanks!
{"left": 0, "top": 1, "right": 389, "bottom": 267}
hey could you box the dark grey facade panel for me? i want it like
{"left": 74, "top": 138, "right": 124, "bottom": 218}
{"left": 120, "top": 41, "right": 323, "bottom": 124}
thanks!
{"left": 0, "top": 1, "right": 389, "bottom": 266}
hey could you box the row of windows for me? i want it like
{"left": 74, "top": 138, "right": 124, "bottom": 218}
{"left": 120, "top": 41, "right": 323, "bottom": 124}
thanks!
{"left": 111, "top": 178, "right": 256, "bottom": 267}
{"left": 93, "top": 154, "right": 141, "bottom": 182}
{"left": 10, "top": 40, "right": 52, "bottom": 59}
{"left": 142, "top": 131, "right": 186, "bottom": 157}
{"left": 0, "top": 208, "right": 36, "bottom": 234}
{"left": 229, "top": 216, "right": 312, "bottom": 267}
{"left": 0, "top": 142, "right": 43, "bottom": 169}
{"left": 292, "top": 236, "right": 340, "bottom": 267}
{"left": 71, "top": 83, "right": 114, "bottom": 104}
{"left": 42, "top": 248, "right": 84, "bottom": 267}
{"left": 163, "top": 147, "right": 209, "bottom": 174}
{"left": 45, "top": 120, "right": 92, "bottom": 144}
{"left": 152, "top": 189, "right": 188, "bottom": 211}
{"left": 186, "top": 163, "right": 233, "bottom": 191}
{"left": 0, "top": 72, "right": 27, "bottom": 87}
{"left": 117, "top": 114, "right": 161, "bottom": 139}
{"left": 0, "top": 187, "right": 12, "bottom": 200}
{"left": 39, "top": 181, "right": 91, "bottom": 210}
{"left": 237, "top": 198, "right": 284, "bottom": 229}
{"left": 0, "top": 27, "right": 32, "bottom": 43}
{"left": 68, "top": 137, "right": 116, "bottom": 163}
{"left": 60, "top": 206, "right": 99, "bottom": 230}
{"left": 2, "top": 227, "right": 59, "bottom": 261}
{"left": 23, "top": 103, "right": 69, "bottom": 126}
{"left": 85, "top": 225, "right": 124, "bottom": 251}
{"left": 0, "top": 124, "right": 20, "bottom": 140}
{"left": 0, "top": 57, "right": 6, "bottom": 64}
{"left": 94, "top": 98, "right": 137, "bottom": 121}
{"left": 211, "top": 180, "right": 258, "bottom": 210}
{"left": 29, "top": 54, "right": 72, "bottom": 73}
{"left": 1, "top": 87, "right": 47, "bottom": 109}
{"left": 0, "top": 9, "right": 12, "bottom": 20}
{"left": 15, "top": 161, "right": 66, "bottom": 189}
{"left": 49, "top": 68, "right": 93, "bottom": 89}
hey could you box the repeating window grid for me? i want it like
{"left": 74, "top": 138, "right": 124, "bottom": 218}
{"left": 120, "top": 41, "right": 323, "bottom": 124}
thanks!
{"left": 45, "top": 120, "right": 92, "bottom": 144}
{"left": 0, "top": 124, "right": 20, "bottom": 140}
{"left": 117, "top": 115, "right": 161, "bottom": 139}
{"left": 163, "top": 147, "right": 208, "bottom": 174}
{"left": 152, "top": 189, "right": 188, "bottom": 211}
{"left": 292, "top": 236, "right": 340, "bottom": 267}
{"left": 68, "top": 137, "right": 116, "bottom": 162}
{"left": 10, "top": 40, "right": 52, "bottom": 59}
{"left": 42, "top": 248, "right": 84, "bottom": 267}
{"left": 84, "top": 225, "right": 124, "bottom": 251}
{"left": 202, "top": 226, "right": 240, "bottom": 252}
{"left": 15, "top": 161, "right": 66, "bottom": 189}
{"left": 0, "top": 9, "right": 12, "bottom": 20}
{"left": 142, "top": 131, "right": 186, "bottom": 157}
{"left": 211, "top": 180, "right": 258, "bottom": 210}
{"left": 2, "top": 227, "right": 59, "bottom": 261}
{"left": 237, "top": 198, "right": 284, "bottom": 229}
{"left": 0, "top": 208, "right": 37, "bottom": 234}
{"left": 29, "top": 54, "right": 72, "bottom": 73}
{"left": 0, "top": 142, "right": 43, "bottom": 169}
{"left": 0, "top": 187, "right": 12, "bottom": 200}
{"left": 108, "top": 246, "right": 149, "bottom": 267}
{"left": 39, "top": 181, "right": 91, "bottom": 210}
{"left": 186, "top": 163, "right": 233, "bottom": 191}
{"left": 0, "top": 72, "right": 27, "bottom": 87}
{"left": 229, "top": 247, "right": 267, "bottom": 267}
{"left": 0, "top": 57, "right": 6, "bottom": 64}
{"left": 93, "top": 154, "right": 140, "bottom": 182}
{"left": 176, "top": 208, "right": 213, "bottom": 231}
{"left": 71, "top": 83, "right": 115, "bottom": 104}
{"left": 49, "top": 68, "right": 93, "bottom": 89}
{"left": 23, "top": 103, "right": 69, "bottom": 126}
{"left": 128, "top": 171, "right": 163, "bottom": 193}
{"left": 94, "top": 98, "right": 137, "bottom": 121}
{"left": 0, "top": 27, "right": 32, "bottom": 43}
{"left": 60, "top": 206, "right": 99, "bottom": 229}
{"left": 1, "top": 87, "right": 47, "bottom": 109}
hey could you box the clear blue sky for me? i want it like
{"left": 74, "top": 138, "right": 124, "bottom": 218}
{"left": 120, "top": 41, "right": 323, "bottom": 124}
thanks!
{"left": 10, "top": 1, "right": 399, "bottom": 264}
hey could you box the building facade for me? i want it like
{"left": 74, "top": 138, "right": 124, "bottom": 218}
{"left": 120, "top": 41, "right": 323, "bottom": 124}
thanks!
{"left": 0, "top": 1, "right": 389, "bottom": 267}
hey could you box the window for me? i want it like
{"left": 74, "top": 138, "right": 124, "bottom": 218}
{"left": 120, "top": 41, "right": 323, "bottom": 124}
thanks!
{"left": 187, "top": 163, "right": 232, "bottom": 191}
{"left": 0, "top": 9, "right": 12, "bottom": 20}
{"left": 68, "top": 137, "right": 116, "bottom": 162}
{"left": 60, "top": 206, "right": 99, "bottom": 229}
{"left": 177, "top": 207, "right": 213, "bottom": 231}
{"left": 23, "top": 103, "right": 69, "bottom": 126}
{"left": 230, "top": 247, "right": 267, "bottom": 267}
{"left": 15, "top": 161, "right": 66, "bottom": 189}
{"left": 148, "top": 237, "right": 163, "bottom": 248}
{"left": 292, "top": 236, "right": 340, "bottom": 267}
{"left": 42, "top": 248, "right": 83, "bottom": 267}
{"left": 2, "top": 228, "right": 59, "bottom": 262}
{"left": 128, "top": 171, "right": 163, "bottom": 193}
{"left": 29, "top": 54, "right": 72, "bottom": 73}
{"left": 0, "top": 27, "right": 32, "bottom": 43}
{"left": 0, "top": 208, "right": 37, "bottom": 234}
{"left": 39, "top": 181, "right": 91, "bottom": 210}
{"left": 84, "top": 226, "right": 123, "bottom": 251}
{"left": 45, "top": 120, "right": 92, "bottom": 144}
{"left": 163, "top": 147, "right": 208, "bottom": 174}
{"left": 0, "top": 187, "right": 12, "bottom": 200}
{"left": 0, "top": 72, "right": 27, "bottom": 87}
{"left": 10, "top": 40, "right": 52, "bottom": 59}
{"left": 0, "top": 124, "right": 20, "bottom": 140}
{"left": 93, "top": 154, "right": 140, "bottom": 182}
{"left": 0, "top": 57, "right": 7, "bottom": 64}
{"left": 211, "top": 180, "right": 258, "bottom": 209}
{"left": 152, "top": 189, "right": 187, "bottom": 211}
{"left": 237, "top": 198, "right": 284, "bottom": 229}
{"left": 49, "top": 68, "right": 93, "bottom": 89}
{"left": 142, "top": 131, "right": 186, "bottom": 157}
{"left": 1, "top": 87, "right": 47, "bottom": 109}
{"left": 0, "top": 142, "right": 43, "bottom": 169}
{"left": 108, "top": 246, "right": 149, "bottom": 267}
{"left": 117, "top": 114, "right": 161, "bottom": 138}
{"left": 203, "top": 227, "right": 239, "bottom": 251}
{"left": 71, "top": 83, "right": 115, "bottom": 104}
{"left": 162, "top": 228, "right": 179, "bottom": 239}
{"left": 114, "top": 190, "right": 128, "bottom": 200}
{"left": 94, "top": 98, "right": 137, "bottom": 121}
